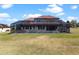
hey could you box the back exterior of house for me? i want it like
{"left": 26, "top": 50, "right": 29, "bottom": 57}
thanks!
{"left": 10, "top": 16, "right": 70, "bottom": 33}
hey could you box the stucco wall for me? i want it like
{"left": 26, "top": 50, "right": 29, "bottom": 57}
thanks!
{"left": 0, "top": 28, "right": 10, "bottom": 32}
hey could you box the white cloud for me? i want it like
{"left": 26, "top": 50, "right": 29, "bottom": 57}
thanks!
{"left": 0, "top": 13, "right": 17, "bottom": 25}
{"left": 0, "top": 18, "right": 18, "bottom": 25}
{"left": 39, "top": 4, "right": 63, "bottom": 13}
{"left": 67, "top": 16, "right": 78, "bottom": 21}
{"left": 7, "top": 18, "right": 18, "bottom": 22}
{"left": 0, "top": 0, "right": 79, "bottom": 4}
{"left": 1, "top": 4, "right": 13, "bottom": 9}
{"left": 58, "top": 4, "right": 63, "bottom": 6}
{"left": 48, "top": 4, "right": 57, "bottom": 7}
{"left": 23, "top": 14, "right": 42, "bottom": 19}
{"left": 71, "top": 5, "right": 78, "bottom": 9}
{"left": 0, "top": 13, "right": 10, "bottom": 18}
{"left": 56, "top": 12, "right": 65, "bottom": 16}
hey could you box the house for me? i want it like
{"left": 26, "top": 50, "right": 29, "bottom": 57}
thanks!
{"left": 0, "top": 24, "right": 10, "bottom": 32}
{"left": 10, "top": 15, "right": 70, "bottom": 33}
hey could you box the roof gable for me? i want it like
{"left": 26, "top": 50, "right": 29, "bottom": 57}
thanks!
{"left": 0, "top": 24, "right": 9, "bottom": 28}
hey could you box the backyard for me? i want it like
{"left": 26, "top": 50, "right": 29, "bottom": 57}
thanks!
{"left": 0, "top": 28, "right": 79, "bottom": 54}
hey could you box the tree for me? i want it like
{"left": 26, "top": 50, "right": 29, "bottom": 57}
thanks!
{"left": 70, "top": 20, "right": 77, "bottom": 28}
{"left": 77, "top": 22, "right": 79, "bottom": 27}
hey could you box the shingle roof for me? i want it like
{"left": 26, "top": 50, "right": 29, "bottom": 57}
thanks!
{"left": 24, "top": 15, "right": 59, "bottom": 21}
{"left": 38, "top": 15, "right": 58, "bottom": 18}
{"left": 0, "top": 24, "right": 9, "bottom": 28}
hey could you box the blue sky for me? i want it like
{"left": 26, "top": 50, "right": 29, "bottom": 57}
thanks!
{"left": 0, "top": 4, "right": 79, "bottom": 25}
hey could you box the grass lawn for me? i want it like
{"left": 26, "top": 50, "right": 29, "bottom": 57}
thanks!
{"left": 0, "top": 28, "right": 79, "bottom": 55}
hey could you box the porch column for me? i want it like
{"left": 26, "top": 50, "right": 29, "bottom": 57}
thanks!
{"left": 14, "top": 24, "right": 17, "bottom": 30}
{"left": 35, "top": 26, "right": 38, "bottom": 30}
{"left": 27, "top": 26, "right": 29, "bottom": 30}
{"left": 44, "top": 26, "right": 46, "bottom": 31}
{"left": 29, "top": 26, "right": 31, "bottom": 30}
{"left": 56, "top": 26, "right": 59, "bottom": 31}
{"left": 32, "top": 26, "right": 34, "bottom": 30}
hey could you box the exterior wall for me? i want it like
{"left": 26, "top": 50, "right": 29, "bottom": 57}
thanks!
{"left": 10, "top": 18, "right": 70, "bottom": 33}
{"left": 10, "top": 24, "right": 61, "bottom": 33}
{"left": 0, "top": 28, "right": 10, "bottom": 32}
{"left": 11, "top": 23, "right": 70, "bottom": 33}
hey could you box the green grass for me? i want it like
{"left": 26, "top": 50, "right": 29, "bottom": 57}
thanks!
{"left": 0, "top": 28, "right": 79, "bottom": 54}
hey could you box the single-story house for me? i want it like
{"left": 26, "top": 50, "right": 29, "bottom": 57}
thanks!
{"left": 0, "top": 24, "right": 10, "bottom": 32}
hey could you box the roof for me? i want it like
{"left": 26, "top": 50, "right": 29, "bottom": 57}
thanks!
{"left": 0, "top": 24, "right": 9, "bottom": 28}
{"left": 38, "top": 15, "right": 58, "bottom": 18}
{"left": 25, "top": 18, "right": 34, "bottom": 21}
{"left": 11, "top": 15, "right": 66, "bottom": 25}
{"left": 24, "top": 15, "right": 59, "bottom": 21}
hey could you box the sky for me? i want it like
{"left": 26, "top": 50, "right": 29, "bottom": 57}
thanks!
{"left": 0, "top": 4, "right": 79, "bottom": 25}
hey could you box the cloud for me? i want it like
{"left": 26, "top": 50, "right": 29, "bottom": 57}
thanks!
{"left": 0, "top": 13, "right": 17, "bottom": 25}
{"left": 0, "top": 18, "right": 18, "bottom": 25}
{"left": 7, "top": 18, "right": 18, "bottom": 22}
{"left": 71, "top": 5, "right": 78, "bottom": 9}
{"left": 48, "top": 4, "right": 57, "bottom": 7}
{"left": 39, "top": 4, "right": 63, "bottom": 13}
{"left": 0, "top": 4, "right": 13, "bottom": 9}
{"left": 23, "top": 14, "right": 42, "bottom": 19}
{"left": 67, "top": 16, "right": 78, "bottom": 21}
{"left": 58, "top": 4, "right": 63, "bottom": 6}
{"left": 0, "top": 13, "right": 10, "bottom": 18}
{"left": 56, "top": 12, "right": 65, "bottom": 16}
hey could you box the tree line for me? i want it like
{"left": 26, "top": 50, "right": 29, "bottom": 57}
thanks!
{"left": 67, "top": 20, "right": 79, "bottom": 28}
